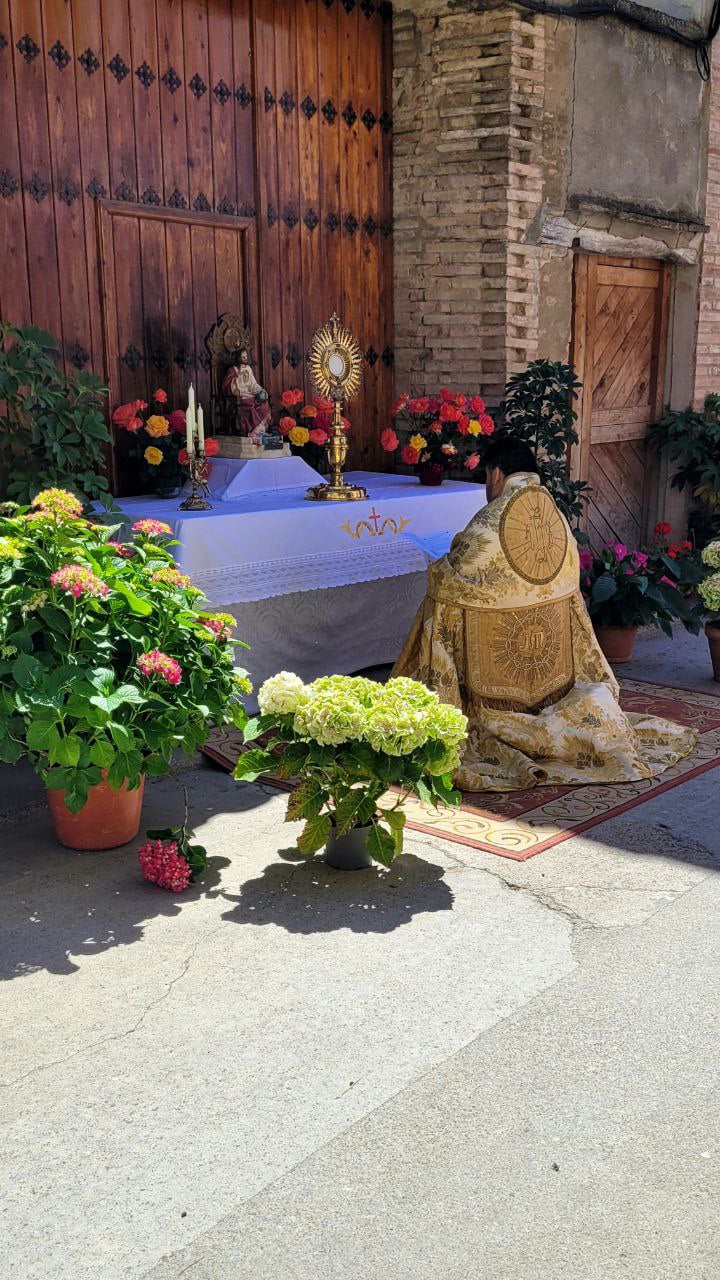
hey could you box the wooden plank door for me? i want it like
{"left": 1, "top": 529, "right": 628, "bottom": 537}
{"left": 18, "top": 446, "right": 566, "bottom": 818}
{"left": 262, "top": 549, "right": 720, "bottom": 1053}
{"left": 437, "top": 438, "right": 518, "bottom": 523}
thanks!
{"left": 572, "top": 254, "right": 670, "bottom": 548}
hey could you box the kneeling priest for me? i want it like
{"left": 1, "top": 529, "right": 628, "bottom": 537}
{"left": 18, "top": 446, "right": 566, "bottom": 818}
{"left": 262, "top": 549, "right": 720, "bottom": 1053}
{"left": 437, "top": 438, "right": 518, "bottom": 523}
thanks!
{"left": 394, "top": 435, "right": 695, "bottom": 791}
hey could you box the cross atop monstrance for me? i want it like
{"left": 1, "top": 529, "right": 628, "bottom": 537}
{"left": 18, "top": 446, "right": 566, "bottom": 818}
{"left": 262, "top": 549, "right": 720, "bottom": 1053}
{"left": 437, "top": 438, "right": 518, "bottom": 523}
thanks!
{"left": 305, "top": 313, "right": 367, "bottom": 502}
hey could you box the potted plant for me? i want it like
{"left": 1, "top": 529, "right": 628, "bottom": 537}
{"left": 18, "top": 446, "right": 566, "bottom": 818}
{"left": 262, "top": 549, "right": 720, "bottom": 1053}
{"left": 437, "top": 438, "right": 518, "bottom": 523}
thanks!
{"left": 381, "top": 391, "right": 495, "bottom": 485}
{"left": 698, "top": 539, "right": 720, "bottom": 680}
{"left": 0, "top": 489, "right": 249, "bottom": 848}
{"left": 500, "top": 360, "right": 590, "bottom": 528}
{"left": 277, "top": 389, "right": 336, "bottom": 471}
{"left": 112, "top": 391, "right": 219, "bottom": 497}
{"left": 0, "top": 323, "right": 111, "bottom": 506}
{"left": 234, "top": 672, "right": 468, "bottom": 869}
{"left": 580, "top": 534, "right": 702, "bottom": 663}
{"left": 648, "top": 396, "right": 720, "bottom": 544}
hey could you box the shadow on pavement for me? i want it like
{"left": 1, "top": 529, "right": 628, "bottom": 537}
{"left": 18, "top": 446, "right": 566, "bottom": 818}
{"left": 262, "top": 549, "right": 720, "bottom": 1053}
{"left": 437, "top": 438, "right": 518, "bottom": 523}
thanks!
{"left": 220, "top": 851, "right": 455, "bottom": 934}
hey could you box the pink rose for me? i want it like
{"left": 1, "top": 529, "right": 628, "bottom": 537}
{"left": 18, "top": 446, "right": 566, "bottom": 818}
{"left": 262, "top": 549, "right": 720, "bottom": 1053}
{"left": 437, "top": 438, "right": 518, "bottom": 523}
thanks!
{"left": 464, "top": 452, "right": 480, "bottom": 471}
{"left": 381, "top": 428, "right": 399, "bottom": 452}
{"left": 309, "top": 428, "right": 328, "bottom": 446}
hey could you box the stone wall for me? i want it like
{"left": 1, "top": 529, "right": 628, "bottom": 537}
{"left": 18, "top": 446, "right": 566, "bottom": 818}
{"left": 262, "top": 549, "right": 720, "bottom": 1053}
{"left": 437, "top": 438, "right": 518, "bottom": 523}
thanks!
{"left": 392, "top": 1, "right": 546, "bottom": 400}
{"left": 393, "top": 2, "right": 709, "bottom": 416}
{"left": 694, "top": 41, "right": 720, "bottom": 406}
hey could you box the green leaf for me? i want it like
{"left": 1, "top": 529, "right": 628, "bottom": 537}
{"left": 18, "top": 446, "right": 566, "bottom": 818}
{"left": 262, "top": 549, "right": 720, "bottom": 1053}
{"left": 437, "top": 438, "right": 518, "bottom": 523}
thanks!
{"left": 296, "top": 812, "right": 331, "bottom": 855}
{"left": 89, "top": 739, "right": 115, "bottom": 769}
{"left": 591, "top": 574, "right": 618, "bottom": 606}
{"left": 366, "top": 821, "right": 397, "bottom": 868}
{"left": 112, "top": 582, "right": 152, "bottom": 616}
{"left": 108, "top": 722, "right": 136, "bottom": 750}
{"left": 11, "top": 653, "right": 42, "bottom": 689}
{"left": 0, "top": 737, "right": 23, "bottom": 764}
{"left": 242, "top": 717, "right": 261, "bottom": 743}
{"left": 232, "top": 747, "right": 276, "bottom": 782}
{"left": 53, "top": 734, "right": 82, "bottom": 767}
{"left": 26, "top": 719, "right": 62, "bottom": 754}
{"left": 286, "top": 778, "right": 325, "bottom": 822}
{"left": 380, "top": 807, "right": 406, "bottom": 852}
{"left": 335, "top": 788, "right": 373, "bottom": 836}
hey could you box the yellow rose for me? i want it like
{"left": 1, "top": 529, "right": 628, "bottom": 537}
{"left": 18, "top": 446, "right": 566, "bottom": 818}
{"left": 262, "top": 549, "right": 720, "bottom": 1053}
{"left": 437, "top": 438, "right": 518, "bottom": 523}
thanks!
{"left": 144, "top": 446, "right": 164, "bottom": 466}
{"left": 145, "top": 414, "right": 170, "bottom": 438}
{"left": 409, "top": 434, "right": 427, "bottom": 451}
{"left": 467, "top": 419, "right": 481, "bottom": 436}
{"left": 289, "top": 425, "right": 310, "bottom": 446}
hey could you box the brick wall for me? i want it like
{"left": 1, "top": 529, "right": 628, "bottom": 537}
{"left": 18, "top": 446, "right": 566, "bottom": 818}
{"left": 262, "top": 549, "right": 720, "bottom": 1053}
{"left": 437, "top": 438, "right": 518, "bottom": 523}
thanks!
{"left": 694, "top": 42, "right": 720, "bottom": 405}
{"left": 392, "top": 1, "right": 546, "bottom": 401}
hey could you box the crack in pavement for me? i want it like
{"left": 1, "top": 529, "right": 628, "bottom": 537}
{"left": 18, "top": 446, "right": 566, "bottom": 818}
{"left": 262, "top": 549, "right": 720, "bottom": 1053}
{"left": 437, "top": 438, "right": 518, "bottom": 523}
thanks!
{"left": 1, "top": 923, "right": 221, "bottom": 1091}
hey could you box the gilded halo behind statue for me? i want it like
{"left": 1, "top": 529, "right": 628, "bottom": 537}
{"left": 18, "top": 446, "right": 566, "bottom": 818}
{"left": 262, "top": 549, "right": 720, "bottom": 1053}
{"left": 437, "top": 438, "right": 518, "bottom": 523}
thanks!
{"left": 204, "top": 313, "right": 289, "bottom": 459}
{"left": 305, "top": 313, "right": 367, "bottom": 502}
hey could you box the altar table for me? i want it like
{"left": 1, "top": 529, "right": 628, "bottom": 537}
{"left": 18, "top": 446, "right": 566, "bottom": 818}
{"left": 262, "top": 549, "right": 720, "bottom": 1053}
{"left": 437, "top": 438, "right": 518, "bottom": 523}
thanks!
{"left": 112, "top": 472, "right": 486, "bottom": 695}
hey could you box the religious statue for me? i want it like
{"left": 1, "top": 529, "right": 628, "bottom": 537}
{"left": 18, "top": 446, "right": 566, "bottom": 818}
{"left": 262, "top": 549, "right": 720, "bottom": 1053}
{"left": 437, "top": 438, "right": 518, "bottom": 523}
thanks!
{"left": 221, "top": 347, "right": 271, "bottom": 443}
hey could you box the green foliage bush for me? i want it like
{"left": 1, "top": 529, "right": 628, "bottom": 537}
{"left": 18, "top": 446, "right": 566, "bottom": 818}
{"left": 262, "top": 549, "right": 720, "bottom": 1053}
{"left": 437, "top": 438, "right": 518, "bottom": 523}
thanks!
{"left": 500, "top": 359, "right": 591, "bottom": 528}
{"left": 0, "top": 324, "right": 110, "bottom": 505}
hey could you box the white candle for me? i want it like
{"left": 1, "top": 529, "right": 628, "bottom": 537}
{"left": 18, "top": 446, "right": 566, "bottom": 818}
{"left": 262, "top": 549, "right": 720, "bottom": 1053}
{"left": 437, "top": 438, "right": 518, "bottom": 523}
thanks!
{"left": 197, "top": 404, "right": 205, "bottom": 453}
{"left": 186, "top": 384, "right": 196, "bottom": 457}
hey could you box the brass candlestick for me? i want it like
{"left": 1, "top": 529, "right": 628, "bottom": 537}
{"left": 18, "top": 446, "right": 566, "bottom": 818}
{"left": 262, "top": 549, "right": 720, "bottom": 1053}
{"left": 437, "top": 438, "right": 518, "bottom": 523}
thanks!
{"left": 305, "top": 313, "right": 367, "bottom": 502}
{"left": 179, "top": 452, "right": 212, "bottom": 510}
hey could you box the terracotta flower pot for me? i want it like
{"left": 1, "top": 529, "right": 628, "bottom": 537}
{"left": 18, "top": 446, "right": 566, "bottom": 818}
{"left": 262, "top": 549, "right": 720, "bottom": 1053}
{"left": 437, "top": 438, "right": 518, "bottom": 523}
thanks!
{"left": 418, "top": 462, "right": 444, "bottom": 487}
{"left": 593, "top": 624, "right": 638, "bottom": 664}
{"left": 47, "top": 776, "right": 145, "bottom": 850}
{"left": 706, "top": 621, "right": 720, "bottom": 682}
{"left": 325, "top": 823, "right": 374, "bottom": 870}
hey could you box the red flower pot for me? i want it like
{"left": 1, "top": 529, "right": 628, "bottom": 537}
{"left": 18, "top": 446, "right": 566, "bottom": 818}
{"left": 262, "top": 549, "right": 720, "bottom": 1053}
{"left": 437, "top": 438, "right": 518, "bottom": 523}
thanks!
{"left": 47, "top": 776, "right": 145, "bottom": 850}
{"left": 418, "top": 462, "right": 444, "bottom": 487}
{"left": 593, "top": 625, "right": 638, "bottom": 664}
{"left": 706, "top": 622, "right": 720, "bottom": 682}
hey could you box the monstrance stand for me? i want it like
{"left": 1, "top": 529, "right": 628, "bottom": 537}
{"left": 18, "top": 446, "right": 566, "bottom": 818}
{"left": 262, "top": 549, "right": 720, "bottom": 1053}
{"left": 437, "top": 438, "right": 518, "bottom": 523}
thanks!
{"left": 305, "top": 314, "right": 367, "bottom": 501}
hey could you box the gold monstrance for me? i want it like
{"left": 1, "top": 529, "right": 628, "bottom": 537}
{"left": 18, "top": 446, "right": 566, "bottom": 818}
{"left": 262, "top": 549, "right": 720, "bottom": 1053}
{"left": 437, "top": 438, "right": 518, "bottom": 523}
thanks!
{"left": 305, "top": 314, "right": 367, "bottom": 501}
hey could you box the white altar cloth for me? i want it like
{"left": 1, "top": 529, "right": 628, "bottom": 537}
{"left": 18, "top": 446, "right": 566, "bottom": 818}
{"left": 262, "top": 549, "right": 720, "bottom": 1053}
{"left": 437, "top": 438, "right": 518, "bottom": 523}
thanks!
{"left": 112, "top": 472, "right": 486, "bottom": 605}
{"left": 208, "top": 455, "right": 321, "bottom": 499}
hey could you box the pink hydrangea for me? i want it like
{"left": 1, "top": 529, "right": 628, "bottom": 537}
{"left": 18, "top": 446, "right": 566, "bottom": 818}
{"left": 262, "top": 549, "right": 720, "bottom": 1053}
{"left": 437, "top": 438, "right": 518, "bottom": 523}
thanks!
{"left": 138, "top": 838, "right": 191, "bottom": 893}
{"left": 632, "top": 551, "right": 648, "bottom": 568}
{"left": 578, "top": 549, "right": 593, "bottom": 570}
{"left": 50, "top": 564, "right": 110, "bottom": 599}
{"left": 614, "top": 543, "right": 629, "bottom": 560}
{"left": 136, "top": 649, "right": 182, "bottom": 685}
{"left": 131, "top": 519, "right": 172, "bottom": 537}
{"left": 200, "top": 613, "right": 235, "bottom": 642}
{"left": 107, "top": 540, "right": 135, "bottom": 559}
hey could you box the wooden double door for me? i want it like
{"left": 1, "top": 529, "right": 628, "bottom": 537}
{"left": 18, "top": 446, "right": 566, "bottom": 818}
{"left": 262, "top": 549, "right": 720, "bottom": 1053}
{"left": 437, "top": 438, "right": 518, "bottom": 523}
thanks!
{"left": 572, "top": 254, "right": 671, "bottom": 548}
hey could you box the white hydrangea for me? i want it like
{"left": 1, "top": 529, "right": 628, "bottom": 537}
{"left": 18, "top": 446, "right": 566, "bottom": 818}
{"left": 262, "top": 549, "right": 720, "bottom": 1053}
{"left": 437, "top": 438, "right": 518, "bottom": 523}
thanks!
{"left": 258, "top": 671, "right": 308, "bottom": 716}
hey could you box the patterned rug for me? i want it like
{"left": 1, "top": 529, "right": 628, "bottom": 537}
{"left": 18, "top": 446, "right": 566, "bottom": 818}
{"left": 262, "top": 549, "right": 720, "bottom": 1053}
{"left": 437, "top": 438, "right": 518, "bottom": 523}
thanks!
{"left": 202, "top": 680, "right": 720, "bottom": 861}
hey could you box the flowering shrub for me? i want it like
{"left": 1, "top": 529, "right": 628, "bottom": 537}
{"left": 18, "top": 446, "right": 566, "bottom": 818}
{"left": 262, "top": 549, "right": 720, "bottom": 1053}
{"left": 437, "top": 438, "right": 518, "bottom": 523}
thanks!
{"left": 581, "top": 535, "right": 702, "bottom": 635}
{"left": 112, "top": 391, "right": 219, "bottom": 495}
{"left": 235, "top": 672, "right": 468, "bottom": 866}
{"left": 382, "top": 390, "right": 494, "bottom": 475}
{"left": 645, "top": 522, "right": 704, "bottom": 599}
{"left": 277, "top": 390, "right": 339, "bottom": 471}
{"left": 0, "top": 489, "right": 249, "bottom": 811}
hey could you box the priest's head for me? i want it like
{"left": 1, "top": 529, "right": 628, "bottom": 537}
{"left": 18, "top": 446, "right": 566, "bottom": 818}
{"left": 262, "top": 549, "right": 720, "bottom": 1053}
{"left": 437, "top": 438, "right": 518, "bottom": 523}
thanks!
{"left": 483, "top": 434, "right": 539, "bottom": 502}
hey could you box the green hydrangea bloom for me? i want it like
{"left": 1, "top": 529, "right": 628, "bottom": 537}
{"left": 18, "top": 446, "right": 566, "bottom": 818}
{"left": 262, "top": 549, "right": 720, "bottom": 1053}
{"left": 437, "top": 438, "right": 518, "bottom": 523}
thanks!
{"left": 0, "top": 536, "right": 22, "bottom": 560}
{"left": 383, "top": 676, "right": 440, "bottom": 708}
{"left": 309, "top": 674, "right": 378, "bottom": 706}
{"left": 702, "top": 540, "right": 720, "bottom": 570}
{"left": 294, "top": 690, "right": 366, "bottom": 745}
{"left": 422, "top": 701, "right": 468, "bottom": 746}
{"left": 364, "top": 702, "right": 429, "bottom": 756}
{"left": 700, "top": 571, "right": 720, "bottom": 615}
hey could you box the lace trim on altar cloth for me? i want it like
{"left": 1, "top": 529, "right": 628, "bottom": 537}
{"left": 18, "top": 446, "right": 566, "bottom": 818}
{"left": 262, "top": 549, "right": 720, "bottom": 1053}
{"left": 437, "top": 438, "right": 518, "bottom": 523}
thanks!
{"left": 190, "top": 538, "right": 433, "bottom": 604}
